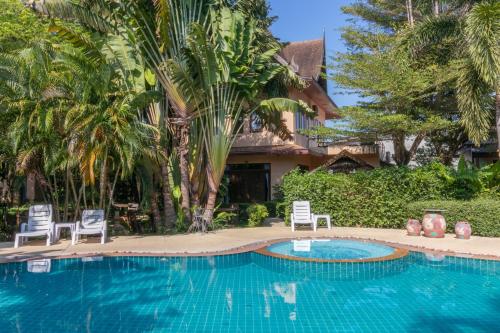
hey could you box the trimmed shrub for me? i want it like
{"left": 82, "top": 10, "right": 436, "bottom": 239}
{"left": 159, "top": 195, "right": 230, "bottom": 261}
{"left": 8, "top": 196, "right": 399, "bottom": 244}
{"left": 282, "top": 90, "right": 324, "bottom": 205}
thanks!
{"left": 282, "top": 166, "right": 447, "bottom": 229}
{"left": 247, "top": 204, "right": 269, "bottom": 227}
{"left": 407, "top": 200, "right": 500, "bottom": 237}
{"left": 281, "top": 162, "right": 500, "bottom": 237}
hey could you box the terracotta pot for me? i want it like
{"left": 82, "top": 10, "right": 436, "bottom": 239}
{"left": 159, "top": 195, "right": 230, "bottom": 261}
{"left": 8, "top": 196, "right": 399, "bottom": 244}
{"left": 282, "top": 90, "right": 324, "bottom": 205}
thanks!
{"left": 422, "top": 211, "right": 446, "bottom": 238}
{"left": 406, "top": 219, "right": 421, "bottom": 236}
{"left": 455, "top": 221, "right": 471, "bottom": 239}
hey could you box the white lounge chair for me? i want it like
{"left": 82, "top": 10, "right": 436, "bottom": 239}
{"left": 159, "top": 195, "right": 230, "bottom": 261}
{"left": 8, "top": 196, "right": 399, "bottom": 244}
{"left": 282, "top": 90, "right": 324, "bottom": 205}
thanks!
{"left": 14, "top": 204, "right": 54, "bottom": 248}
{"left": 293, "top": 240, "right": 311, "bottom": 251}
{"left": 72, "top": 209, "right": 107, "bottom": 245}
{"left": 291, "top": 201, "right": 316, "bottom": 232}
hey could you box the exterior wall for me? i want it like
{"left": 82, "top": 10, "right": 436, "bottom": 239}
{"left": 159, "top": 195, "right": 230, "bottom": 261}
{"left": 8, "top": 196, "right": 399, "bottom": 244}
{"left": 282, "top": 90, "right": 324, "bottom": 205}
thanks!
{"left": 233, "top": 88, "right": 329, "bottom": 149}
{"left": 226, "top": 154, "right": 320, "bottom": 199}
{"left": 228, "top": 85, "right": 381, "bottom": 203}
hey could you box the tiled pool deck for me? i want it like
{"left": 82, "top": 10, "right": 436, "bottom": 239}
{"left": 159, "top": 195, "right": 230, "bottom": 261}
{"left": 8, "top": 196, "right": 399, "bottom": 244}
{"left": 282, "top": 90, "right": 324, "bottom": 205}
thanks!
{"left": 1, "top": 224, "right": 499, "bottom": 262}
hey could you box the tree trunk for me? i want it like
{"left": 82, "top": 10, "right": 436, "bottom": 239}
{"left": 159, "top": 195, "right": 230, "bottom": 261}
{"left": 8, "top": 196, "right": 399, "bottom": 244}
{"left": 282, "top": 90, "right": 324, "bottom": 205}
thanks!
{"left": 36, "top": 172, "right": 59, "bottom": 221}
{"left": 392, "top": 133, "right": 409, "bottom": 166}
{"left": 73, "top": 184, "right": 84, "bottom": 222}
{"left": 190, "top": 176, "right": 201, "bottom": 208}
{"left": 406, "top": 0, "right": 414, "bottom": 27}
{"left": 106, "top": 166, "right": 121, "bottom": 219}
{"left": 432, "top": 0, "right": 440, "bottom": 16}
{"left": 202, "top": 168, "right": 218, "bottom": 231}
{"left": 204, "top": 190, "right": 217, "bottom": 229}
{"left": 51, "top": 174, "right": 60, "bottom": 222}
{"left": 496, "top": 88, "right": 500, "bottom": 159}
{"left": 159, "top": 158, "right": 176, "bottom": 229}
{"left": 408, "top": 133, "right": 425, "bottom": 161}
{"left": 98, "top": 149, "right": 108, "bottom": 209}
{"left": 83, "top": 184, "right": 88, "bottom": 209}
{"left": 178, "top": 124, "right": 192, "bottom": 222}
{"left": 150, "top": 188, "right": 161, "bottom": 233}
{"left": 63, "top": 166, "right": 70, "bottom": 222}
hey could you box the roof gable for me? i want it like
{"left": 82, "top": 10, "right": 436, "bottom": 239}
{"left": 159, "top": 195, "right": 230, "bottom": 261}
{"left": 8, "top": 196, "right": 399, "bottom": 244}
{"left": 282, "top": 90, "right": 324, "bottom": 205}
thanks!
{"left": 279, "top": 39, "right": 327, "bottom": 90}
{"left": 318, "top": 150, "right": 375, "bottom": 173}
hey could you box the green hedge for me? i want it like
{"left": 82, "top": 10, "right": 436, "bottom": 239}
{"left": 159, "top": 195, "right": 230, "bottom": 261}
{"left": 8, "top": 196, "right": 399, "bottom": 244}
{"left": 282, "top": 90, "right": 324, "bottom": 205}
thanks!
{"left": 407, "top": 200, "right": 500, "bottom": 237}
{"left": 281, "top": 163, "right": 500, "bottom": 237}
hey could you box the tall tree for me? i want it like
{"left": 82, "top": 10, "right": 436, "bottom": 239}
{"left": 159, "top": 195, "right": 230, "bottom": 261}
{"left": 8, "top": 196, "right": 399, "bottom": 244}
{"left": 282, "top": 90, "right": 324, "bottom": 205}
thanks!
{"left": 402, "top": 0, "right": 500, "bottom": 156}
{"left": 329, "top": 2, "right": 455, "bottom": 165}
{"left": 42, "top": 0, "right": 312, "bottom": 231}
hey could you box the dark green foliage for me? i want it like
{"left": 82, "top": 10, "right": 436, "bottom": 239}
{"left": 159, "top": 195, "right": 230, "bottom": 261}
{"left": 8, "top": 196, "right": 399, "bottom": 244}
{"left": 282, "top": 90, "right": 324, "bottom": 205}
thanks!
{"left": 212, "top": 211, "right": 237, "bottom": 229}
{"left": 262, "top": 201, "right": 277, "bottom": 217}
{"left": 282, "top": 162, "right": 499, "bottom": 236}
{"left": 236, "top": 201, "right": 277, "bottom": 224}
{"left": 246, "top": 204, "right": 269, "bottom": 227}
{"left": 407, "top": 200, "right": 500, "bottom": 237}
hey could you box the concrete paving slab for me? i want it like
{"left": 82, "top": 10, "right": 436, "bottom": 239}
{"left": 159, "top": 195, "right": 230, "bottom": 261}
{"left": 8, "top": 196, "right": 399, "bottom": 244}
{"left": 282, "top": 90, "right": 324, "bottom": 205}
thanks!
{"left": 1, "top": 225, "right": 499, "bottom": 262}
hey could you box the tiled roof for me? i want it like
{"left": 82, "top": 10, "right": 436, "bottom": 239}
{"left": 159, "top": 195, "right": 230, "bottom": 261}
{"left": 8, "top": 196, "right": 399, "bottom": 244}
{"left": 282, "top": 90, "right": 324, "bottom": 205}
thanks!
{"left": 320, "top": 150, "right": 376, "bottom": 170}
{"left": 279, "top": 39, "right": 325, "bottom": 81}
{"left": 230, "top": 144, "right": 318, "bottom": 156}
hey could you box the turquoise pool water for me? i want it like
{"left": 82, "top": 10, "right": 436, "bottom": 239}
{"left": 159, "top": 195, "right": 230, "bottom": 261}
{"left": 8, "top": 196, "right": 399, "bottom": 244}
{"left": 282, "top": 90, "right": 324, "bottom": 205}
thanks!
{"left": 0, "top": 252, "right": 498, "bottom": 332}
{"left": 267, "top": 239, "right": 395, "bottom": 259}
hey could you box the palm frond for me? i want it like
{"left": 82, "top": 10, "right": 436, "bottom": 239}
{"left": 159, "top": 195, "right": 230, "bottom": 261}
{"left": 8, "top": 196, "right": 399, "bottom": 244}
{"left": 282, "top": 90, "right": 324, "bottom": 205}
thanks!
{"left": 465, "top": 1, "right": 500, "bottom": 87}
{"left": 456, "top": 60, "right": 494, "bottom": 144}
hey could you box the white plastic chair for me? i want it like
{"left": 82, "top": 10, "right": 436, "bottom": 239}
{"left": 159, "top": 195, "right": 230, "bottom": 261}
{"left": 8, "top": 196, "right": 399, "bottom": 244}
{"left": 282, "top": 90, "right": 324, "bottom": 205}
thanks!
{"left": 14, "top": 205, "right": 54, "bottom": 248}
{"left": 72, "top": 209, "right": 107, "bottom": 245}
{"left": 291, "top": 201, "right": 316, "bottom": 232}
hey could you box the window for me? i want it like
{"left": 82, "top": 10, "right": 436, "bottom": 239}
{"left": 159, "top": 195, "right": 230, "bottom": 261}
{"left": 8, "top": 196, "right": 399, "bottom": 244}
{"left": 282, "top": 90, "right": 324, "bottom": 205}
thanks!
{"left": 235, "top": 115, "right": 245, "bottom": 134}
{"left": 250, "top": 113, "right": 263, "bottom": 132}
{"left": 296, "top": 105, "right": 320, "bottom": 131}
{"left": 225, "top": 163, "right": 271, "bottom": 202}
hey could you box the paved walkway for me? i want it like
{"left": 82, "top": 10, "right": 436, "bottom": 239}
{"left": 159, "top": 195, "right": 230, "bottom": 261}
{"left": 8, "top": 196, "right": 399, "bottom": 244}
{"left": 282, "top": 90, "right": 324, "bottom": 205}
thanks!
{"left": 1, "top": 224, "right": 499, "bottom": 262}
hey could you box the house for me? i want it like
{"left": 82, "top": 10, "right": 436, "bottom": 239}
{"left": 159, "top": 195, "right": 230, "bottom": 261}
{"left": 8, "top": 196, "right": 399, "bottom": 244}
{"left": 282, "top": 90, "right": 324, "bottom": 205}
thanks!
{"left": 225, "top": 38, "right": 380, "bottom": 203}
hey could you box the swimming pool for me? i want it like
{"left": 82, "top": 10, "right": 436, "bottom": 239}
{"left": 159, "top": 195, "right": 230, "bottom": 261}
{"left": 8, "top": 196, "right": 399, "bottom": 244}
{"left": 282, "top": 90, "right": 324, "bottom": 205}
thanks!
{"left": 0, "top": 250, "right": 498, "bottom": 332}
{"left": 266, "top": 239, "right": 395, "bottom": 260}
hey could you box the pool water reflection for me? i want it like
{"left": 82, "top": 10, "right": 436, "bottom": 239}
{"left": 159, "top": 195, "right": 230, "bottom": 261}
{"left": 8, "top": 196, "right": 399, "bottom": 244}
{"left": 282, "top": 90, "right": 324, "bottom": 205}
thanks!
{"left": 0, "top": 253, "right": 498, "bottom": 332}
{"left": 266, "top": 239, "right": 395, "bottom": 260}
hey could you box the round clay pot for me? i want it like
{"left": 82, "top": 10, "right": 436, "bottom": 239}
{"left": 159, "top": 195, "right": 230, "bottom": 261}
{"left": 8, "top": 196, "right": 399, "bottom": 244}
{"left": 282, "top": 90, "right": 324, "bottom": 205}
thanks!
{"left": 455, "top": 221, "right": 471, "bottom": 239}
{"left": 406, "top": 219, "right": 421, "bottom": 236}
{"left": 422, "top": 211, "right": 446, "bottom": 238}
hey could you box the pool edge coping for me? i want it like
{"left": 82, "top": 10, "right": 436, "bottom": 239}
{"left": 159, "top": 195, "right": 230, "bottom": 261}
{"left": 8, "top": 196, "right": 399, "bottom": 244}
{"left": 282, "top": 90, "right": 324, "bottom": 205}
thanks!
{"left": 253, "top": 238, "right": 409, "bottom": 263}
{"left": 1, "top": 236, "right": 499, "bottom": 263}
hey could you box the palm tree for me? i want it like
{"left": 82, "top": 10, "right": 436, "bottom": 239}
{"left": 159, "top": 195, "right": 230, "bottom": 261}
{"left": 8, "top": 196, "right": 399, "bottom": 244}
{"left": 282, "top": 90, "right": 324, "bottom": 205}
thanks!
{"left": 403, "top": 1, "right": 500, "bottom": 155}
{"left": 0, "top": 40, "right": 71, "bottom": 219}
{"left": 42, "top": 0, "right": 313, "bottom": 231}
{"left": 58, "top": 41, "right": 158, "bottom": 212}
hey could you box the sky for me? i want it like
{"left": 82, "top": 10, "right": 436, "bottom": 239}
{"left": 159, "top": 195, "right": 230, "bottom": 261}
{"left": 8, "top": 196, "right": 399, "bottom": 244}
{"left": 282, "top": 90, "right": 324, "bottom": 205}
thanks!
{"left": 268, "top": 0, "right": 358, "bottom": 107}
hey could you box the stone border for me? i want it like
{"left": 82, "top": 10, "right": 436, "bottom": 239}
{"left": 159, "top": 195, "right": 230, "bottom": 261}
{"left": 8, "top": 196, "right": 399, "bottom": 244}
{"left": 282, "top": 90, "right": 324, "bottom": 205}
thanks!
{"left": 1, "top": 236, "right": 499, "bottom": 263}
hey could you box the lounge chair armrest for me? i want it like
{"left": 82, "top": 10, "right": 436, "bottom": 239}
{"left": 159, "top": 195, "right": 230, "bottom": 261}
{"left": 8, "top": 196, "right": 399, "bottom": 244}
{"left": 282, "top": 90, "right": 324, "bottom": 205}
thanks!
{"left": 290, "top": 214, "right": 294, "bottom": 224}
{"left": 74, "top": 221, "right": 81, "bottom": 231}
{"left": 102, "top": 220, "right": 107, "bottom": 231}
{"left": 20, "top": 223, "right": 27, "bottom": 232}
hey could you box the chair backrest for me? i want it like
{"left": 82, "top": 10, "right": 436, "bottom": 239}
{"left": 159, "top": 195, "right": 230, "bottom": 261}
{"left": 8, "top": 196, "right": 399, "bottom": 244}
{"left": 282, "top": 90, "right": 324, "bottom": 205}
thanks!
{"left": 81, "top": 210, "right": 105, "bottom": 229}
{"left": 292, "top": 201, "right": 312, "bottom": 223}
{"left": 127, "top": 203, "right": 139, "bottom": 212}
{"left": 27, "top": 205, "right": 53, "bottom": 231}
